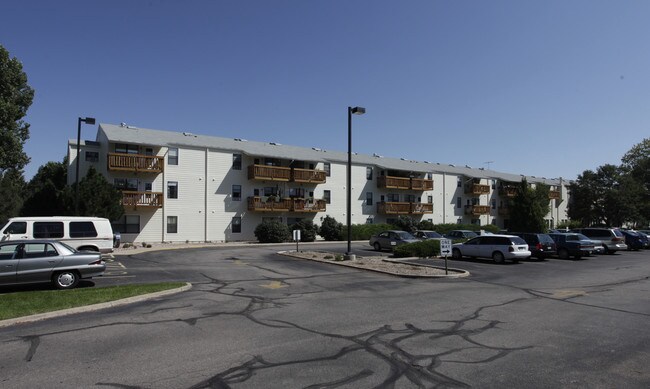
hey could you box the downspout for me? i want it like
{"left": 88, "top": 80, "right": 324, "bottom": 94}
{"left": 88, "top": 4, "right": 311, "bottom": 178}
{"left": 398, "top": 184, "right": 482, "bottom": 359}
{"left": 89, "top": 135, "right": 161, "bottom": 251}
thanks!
{"left": 442, "top": 172, "right": 446, "bottom": 224}
{"left": 205, "top": 148, "right": 209, "bottom": 243}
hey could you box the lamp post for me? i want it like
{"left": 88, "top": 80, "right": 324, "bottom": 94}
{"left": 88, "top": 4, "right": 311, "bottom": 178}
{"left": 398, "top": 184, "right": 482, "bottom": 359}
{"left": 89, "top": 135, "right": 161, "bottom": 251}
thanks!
{"left": 346, "top": 106, "right": 365, "bottom": 260}
{"left": 75, "top": 116, "right": 96, "bottom": 215}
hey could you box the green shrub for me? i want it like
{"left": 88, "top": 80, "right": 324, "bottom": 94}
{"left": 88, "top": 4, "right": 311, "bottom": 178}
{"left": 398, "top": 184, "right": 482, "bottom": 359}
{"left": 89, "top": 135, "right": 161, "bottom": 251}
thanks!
{"left": 393, "top": 240, "right": 440, "bottom": 258}
{"left": 319, "top": 216, "right": 343, "bottom": 241}
{"left": 254, "top": 220, "right": 290, "bottom": 243}
{"left": 391, "top": 216, "right": 418, "bottom": 232}
{"left": 342, "top": 223, "right": 393, "bottom": 240}
{"left": 290, "top": 219, "right": 318, "bottom": 242}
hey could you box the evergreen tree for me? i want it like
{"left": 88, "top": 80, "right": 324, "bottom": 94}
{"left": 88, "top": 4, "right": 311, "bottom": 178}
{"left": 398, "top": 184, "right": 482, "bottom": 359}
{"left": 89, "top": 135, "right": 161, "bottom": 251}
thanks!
{"left": 508, "top": 179, "right": 550, "bottom": 232}
{"left": 75, "top": 167, "right": 124, "bottom": 220}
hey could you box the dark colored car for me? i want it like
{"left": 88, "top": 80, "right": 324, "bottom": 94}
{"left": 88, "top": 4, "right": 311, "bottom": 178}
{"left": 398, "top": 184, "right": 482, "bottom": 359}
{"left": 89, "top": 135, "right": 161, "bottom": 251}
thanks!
{"left": 509, "top": 232, "right": 557, "bottom": 260}
{"left": 620, "top": 230, "right": 646, "bottom": 250}
{"left": 0, "top": 240, "right": 106, "bottom": 289}
{"left": 548, "top": 233, "right": 595, "bottom": 260}
{"left": 369, "top": 230, "right": 419, "bottom": 251}
{"left": 445, "top": 230, "right": 478, "bottom": 240}
{"left": 413, "top": 230, "right": 444, "bottom": 240}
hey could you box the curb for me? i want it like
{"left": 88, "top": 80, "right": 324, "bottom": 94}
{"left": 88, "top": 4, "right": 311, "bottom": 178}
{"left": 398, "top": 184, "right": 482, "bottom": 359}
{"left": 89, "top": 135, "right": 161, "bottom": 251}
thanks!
{"left": 0, "top": 283, "right": 192, "bottom": 328}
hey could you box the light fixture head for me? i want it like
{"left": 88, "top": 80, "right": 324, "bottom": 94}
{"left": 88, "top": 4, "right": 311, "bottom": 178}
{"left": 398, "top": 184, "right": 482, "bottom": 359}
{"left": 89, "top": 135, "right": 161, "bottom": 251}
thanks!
{"left": 350, "top": 106, "right": 365, "bottom": 115}
{"left": 81, "top": 117, "right": 96, "bottom": 124}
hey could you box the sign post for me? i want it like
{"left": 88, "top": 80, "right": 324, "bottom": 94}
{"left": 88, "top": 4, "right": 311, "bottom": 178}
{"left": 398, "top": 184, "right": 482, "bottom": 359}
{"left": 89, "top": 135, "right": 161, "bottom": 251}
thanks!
{"left": 439, "top": 239, "right": 452, "bottom": 275}
{"left": 293, "top": 229, "right": 301, "bottom": 252}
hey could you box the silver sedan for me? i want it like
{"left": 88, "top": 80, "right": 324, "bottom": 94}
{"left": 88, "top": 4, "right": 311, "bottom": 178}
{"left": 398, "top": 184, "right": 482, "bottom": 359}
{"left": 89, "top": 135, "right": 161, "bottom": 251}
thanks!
{"left": 0, "top": 240, "right": 106, "bottom": 289}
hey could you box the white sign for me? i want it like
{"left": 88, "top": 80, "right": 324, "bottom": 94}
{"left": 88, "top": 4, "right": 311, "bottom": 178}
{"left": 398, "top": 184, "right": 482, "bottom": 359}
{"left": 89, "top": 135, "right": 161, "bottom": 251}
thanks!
{"left": 440, "top": 239, "right": 452, "bottom": 256}
{"left": 293, "top": 229, "right": 301, "bottom": 241}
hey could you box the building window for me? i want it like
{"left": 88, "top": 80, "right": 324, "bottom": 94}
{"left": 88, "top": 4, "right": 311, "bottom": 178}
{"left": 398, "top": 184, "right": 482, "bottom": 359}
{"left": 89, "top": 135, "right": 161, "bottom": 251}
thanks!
{"left": 491, "top": 199, "right": 497, "bottom": 209}
{"left": 114, "top": 178, "right": 138, "bottom": 191}
{"left": 366, "top": 192, "right": 373, "bottom": 206}
{"left": 366, "top": 167, "right": 373, "bottom": 180}
{"left": 233, "top": 154, "right": 242, "bottom": 170}
{"left": 144, "top": 182, "right": 152, "bottom": 191}
{"left": 167, "top": 181, "right": 178, "bottom": 199}
{"left": 232, "top": 217, "right": 241, "bottom": 233}
{"left": 85, "top": 151, "right": 99, "bottom": 162}
{"left": 145, "top": 147, "right": 154, "bottom": 156}
{"left": 387, "top": 193, "right": 399, "bottom": 202}
{"left": 405, "top": 194, "right": 415, "bottom": 203}
{"left": 167, "top": 216, "right": 178, "bottom": 233}
{"left": 115, "top": 143, "right": 138, "bottom": 154}
{"left": 366, "top": 217, "right": 374, "bottom": 224}
{"left": 427, "top": 173, "right": 433, "bottom": 180}
{"left": 168, "top": 148, "right": 178, "bottom": 165}
{"left": 232, "top": 185, "right": 241, "bottom": 201}
{"left": 324, "top": 162, "right": 331, "bottom": 176}
{"left": 112, "top": 215, "right": 140, "bottom": 234}
{"left": 456, "top": 197, "right": 462, "bottom": 208}
{"left": 457, "top": 179, "right": 462, "bottom": 188}
{"left": 427, "top": 195, "right": 433, "bottom": 204}
{"left": 323, "top": 190, "right": 331, "bottom": 204}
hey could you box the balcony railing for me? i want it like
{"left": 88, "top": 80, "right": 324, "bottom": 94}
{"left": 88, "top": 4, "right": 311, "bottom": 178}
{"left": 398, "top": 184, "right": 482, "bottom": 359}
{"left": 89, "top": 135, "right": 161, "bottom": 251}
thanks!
{"left": 291, "top": 198, "right": 327, "bottom": 213}
{"left": 247, "top": 196, "right": 292, "bottom": 212}
{"left": 549, "top": 190, "right": 561, "bottom": 200}
{"left": 248, "top": 164, "right": 291, "bottom": 181}
{"left": 377, "top": 176, "right": 434, "bottom": 191}
{"left": 291, "top": 168, "right": 327, "bottom": 184}
{"left": 108, "top": 153, "right": 164, "bottom": 173}
{"left": 465, "top": 205, "right": 491, "bottom": 215}
{"left": 498, "top": 186, "right": 518, "bottom": 197}
{"left": 464, "top": 183, "right": 491, "bottom": 195}
{"left": 377, "top": 202, "right": 433, "bottom": 215}
{"left": 121, "top": 191, "right": 163, "bottom": 209}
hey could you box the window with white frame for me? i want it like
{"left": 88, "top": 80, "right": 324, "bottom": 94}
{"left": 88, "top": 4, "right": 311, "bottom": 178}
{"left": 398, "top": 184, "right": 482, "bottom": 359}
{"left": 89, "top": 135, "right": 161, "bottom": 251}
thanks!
{"left": 232, "top": 185, "right": 242, "bottom": 201}
{"left": 232, "top": 217, "right": 241, "bottom": 233}
{"left": 167, "top": 216, "right": 178, "bottom": 233}
{"left": 168, "top": 148, "right": 179, "bottom": 165}
{"left": 323, "top": 162, "right": 331, "bottom": 176}
{"left": 366, "top": 192, "right": 373, "bottom": 205}
{"left": 456, "top": 197, "right": 462, "bottom": 208}
{"left": 112, "top": 215, "right": 140, "bottom": 233}
{"left": 167, "top": 181, "right": 178, "bottom": 199}
{"left": 323, "top": 190, "right": 331, "bottom": 204}
{"left": 366, "top": 167, "right": 373, "bottom": 180}
{"left": 233, "top": 154, "right": 242, "bottom": 170}
{"left": 114, "top": 178, "right": 138, "bottom": 191}
{"left": 85, "top": 151, "right": 99, "bottom": 162}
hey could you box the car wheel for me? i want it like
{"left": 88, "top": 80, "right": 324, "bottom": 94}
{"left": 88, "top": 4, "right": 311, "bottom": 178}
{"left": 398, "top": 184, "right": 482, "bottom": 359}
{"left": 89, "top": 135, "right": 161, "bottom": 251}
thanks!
{"left": 492, "top": 251, "right": 505, "bottom": 264}
{"left": 52, "top": 271, "right": 80, "bottom": 290}
{"left": 603, "top": 245, "right": 611, "bottom": 254}
{"left": 558, "top": 248, "right": 569, "bottom": 260}
{"left": 451, "top": 248, "right": 462, "bottom": 259}
{"left": 373, "top": 242, "right": 382, "bottom": 251}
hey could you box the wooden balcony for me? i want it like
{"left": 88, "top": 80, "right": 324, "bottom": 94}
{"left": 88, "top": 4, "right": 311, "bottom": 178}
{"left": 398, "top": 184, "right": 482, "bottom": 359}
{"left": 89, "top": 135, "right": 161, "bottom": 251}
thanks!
{"left": 377, "top": 202, "right": 433, "bottom": 215}
{"left": 248, "top": 165, "right": 291, "bottom": 182}
{"left": 291, "top": 168, "right": 326, "bottom": 184}
{"left": 498, "top": 186, "right": 518, "bottom": 197}
{"left": 108, "top": 153, "right": 164, "bottom": 173}
{"left": 247, "top": 196, "right": 292, "bottom": 212}
{"left": 465, "top": 183, "right": 491, "bottom": 195}
{"left": 549, "top": 190, "right": 561, "bottom": 200}
{"left": 122, "top": 191, "right": 163, "bottom": 209}
{"left": 465, "top": 205, "right": 491, "bottom": 215}
{"left": 291, "top": 198, "right": 327, "bottom": 213}
{"left": 377, "top": 176, "right": 433, "bottom": 191}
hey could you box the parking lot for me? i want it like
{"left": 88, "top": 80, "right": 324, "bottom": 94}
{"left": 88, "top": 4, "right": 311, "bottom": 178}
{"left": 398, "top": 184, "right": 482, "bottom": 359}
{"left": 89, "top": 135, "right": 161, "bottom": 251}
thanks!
{"left": 1, "top": 242, "right": 649, "bottom": 388}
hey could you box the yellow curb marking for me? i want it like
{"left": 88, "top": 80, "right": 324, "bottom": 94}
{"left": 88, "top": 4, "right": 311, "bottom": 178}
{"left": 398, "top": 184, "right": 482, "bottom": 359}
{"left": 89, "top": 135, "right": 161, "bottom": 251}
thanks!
{"left": 234, "top": 260, "right": 248, "bottom": 265}
{"left": 551, "top": 290, "right": 587, "bottom": 299}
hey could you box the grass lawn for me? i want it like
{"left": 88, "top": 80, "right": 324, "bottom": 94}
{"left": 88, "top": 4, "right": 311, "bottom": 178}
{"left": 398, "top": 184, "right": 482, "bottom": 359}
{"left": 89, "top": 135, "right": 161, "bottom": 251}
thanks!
{"left": 0, "top": 282, "right": 187, "bottom": 321}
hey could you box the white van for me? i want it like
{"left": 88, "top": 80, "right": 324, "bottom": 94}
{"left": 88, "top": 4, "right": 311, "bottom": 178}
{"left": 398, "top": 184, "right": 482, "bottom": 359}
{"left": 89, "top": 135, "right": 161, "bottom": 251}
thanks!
{"left": 1, "top": 217, "right": 115, "bottom": 253}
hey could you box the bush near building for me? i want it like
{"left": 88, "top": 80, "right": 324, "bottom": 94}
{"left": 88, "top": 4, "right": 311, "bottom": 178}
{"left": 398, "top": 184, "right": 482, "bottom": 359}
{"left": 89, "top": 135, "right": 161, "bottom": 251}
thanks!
{"left": 319, "top": 216, "right": 343, "bottom": 241}
{"left": 254, "top": 220, "right": 291, "bottom": 243}
{"left": 290, "top": 219, "right": 318, "bottom": 242}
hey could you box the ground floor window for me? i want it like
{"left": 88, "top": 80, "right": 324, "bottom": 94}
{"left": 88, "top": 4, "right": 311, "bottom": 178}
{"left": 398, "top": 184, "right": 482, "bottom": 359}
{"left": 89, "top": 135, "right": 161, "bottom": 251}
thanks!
{"left": 112, "top": 215, "right": 140, "bottom": 233}
{"left": 232, "top": 217, "right": 241, "bottom": 233}
{"left": 167, "top": 216, "right": 178, "bottom": 233}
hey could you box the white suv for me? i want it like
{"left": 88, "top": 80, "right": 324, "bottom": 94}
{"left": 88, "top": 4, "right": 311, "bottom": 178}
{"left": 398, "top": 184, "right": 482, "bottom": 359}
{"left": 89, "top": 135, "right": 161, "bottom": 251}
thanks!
{"left": 451, "top": 234, "right": 531, "bottom": 263}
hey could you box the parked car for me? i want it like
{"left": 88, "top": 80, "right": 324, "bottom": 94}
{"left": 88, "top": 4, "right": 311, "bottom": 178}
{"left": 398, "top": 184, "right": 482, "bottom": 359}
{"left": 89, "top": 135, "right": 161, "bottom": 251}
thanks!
{"left": 451, "top": 234, "right": 530, "bottom": 263}
{"left": 369, "top": 230, "right": 419, "bottom": 251}
{"left": 509, "top": 232, "right": 556, "bottom": 260}
{"left": 445, "top": 230, "right": 479, "bottom": 240}
{"left": 413, "top": 230, "right": 444, "bottom": 240}
{"left": 0, "top": 240, "right": 106, "bottom": 289}
{"left": 570, "top": 228, "right": 627, "bottom": 254}
{"left": 620, "top": 230, "right": 646, "bottom": 250}
{"left": 548, "top": 233, "right": 595, "bottom": 260}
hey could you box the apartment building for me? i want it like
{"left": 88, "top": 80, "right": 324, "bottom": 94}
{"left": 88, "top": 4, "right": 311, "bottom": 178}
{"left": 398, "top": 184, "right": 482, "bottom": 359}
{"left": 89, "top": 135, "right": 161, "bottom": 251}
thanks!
{"left": 67, "top": 123, "right": 570, "bottom": 243}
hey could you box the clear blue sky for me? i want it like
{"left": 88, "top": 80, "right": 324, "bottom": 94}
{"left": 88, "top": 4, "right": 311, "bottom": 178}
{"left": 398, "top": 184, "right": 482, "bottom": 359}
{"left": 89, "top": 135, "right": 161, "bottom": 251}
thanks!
{"left": 3, "top": 0, "right": 650, "bottom": 181}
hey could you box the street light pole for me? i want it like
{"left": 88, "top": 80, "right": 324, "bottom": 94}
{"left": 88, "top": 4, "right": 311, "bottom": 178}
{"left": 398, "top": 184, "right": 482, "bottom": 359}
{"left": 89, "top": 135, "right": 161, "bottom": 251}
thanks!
{"left": 346, "top": 106, "right": 365, "bottom": 260}
{"left": 75, "top": 116, "right": 96, "bottom": 215}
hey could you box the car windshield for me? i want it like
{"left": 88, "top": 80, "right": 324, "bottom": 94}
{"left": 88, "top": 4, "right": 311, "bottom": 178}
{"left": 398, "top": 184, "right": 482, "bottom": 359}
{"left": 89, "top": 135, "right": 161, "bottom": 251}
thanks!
{"left": 464, "top": 231, "right": 478, "bottom": 238}
{"left": 397, "top": 231, "right": 416, "bottom": 240}
{"left": 423, "top": 231, "right": 442, "bottom": 238}
{"left": 510, "top": 237, "right": 527, "bottom": 245}
{"left": 614, "top": 229, "right": 624, "bottom": 237}
{"left": 59, "top": 241, "right": 78, "bottom": 253}
{"left": 539, "top": 234, "right": 555, "bottom": 244}
{"left": 576, "top": 234, "right": 591, "bottom": 241}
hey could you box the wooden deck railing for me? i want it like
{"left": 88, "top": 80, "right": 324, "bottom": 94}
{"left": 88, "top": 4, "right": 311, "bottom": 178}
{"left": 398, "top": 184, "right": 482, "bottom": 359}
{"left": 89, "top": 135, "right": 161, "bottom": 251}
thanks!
{"left": 248, "top": 165, "right": 291, "bottom": 181}
{"left": 377, "top": 176, "right": 434, "bottom": 190}
{"left": 549, "top": 190, "right": 561, "bottom": 200}
{"left": 122, "top": 191, "right": 163, "bottom": 209}
{"left": 464, "top": 205, "right": 491, "bottom": 215}
{"left": 377, "top": 202, "right": 433, "bottom": 215}
{"left": 247, "top": 197, "right": 292, "bottom": 212}
{"left": 291, "top": 198, "right": 327, "bottom": 212}
{"left": 108, "top": 153, "right": 164, "bottom": 173}
{"left": 498, "top": 186, "right": 518, "bottom": 197}
{"left": 465, "top": 184, "right": 491, "bottom": 195}
{"left": 291, "top": 168, "right": 327, "bottom": 184}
